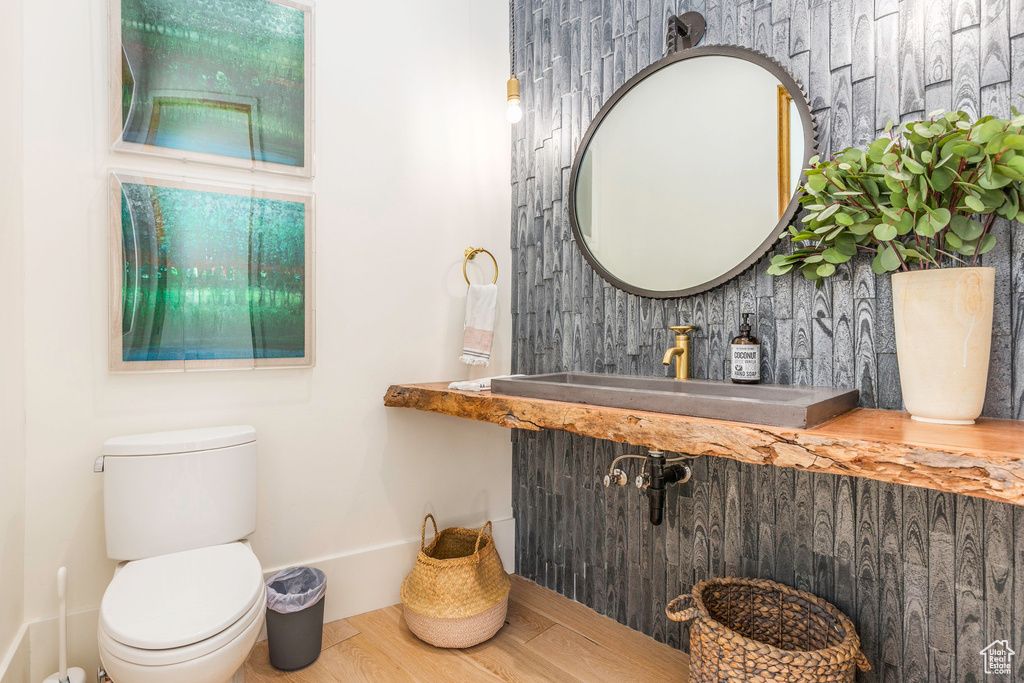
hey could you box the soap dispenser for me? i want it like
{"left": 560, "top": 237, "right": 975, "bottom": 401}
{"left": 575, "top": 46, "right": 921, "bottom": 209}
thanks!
{"left": 730, "top": 313, "right": 761, "bottom": 384}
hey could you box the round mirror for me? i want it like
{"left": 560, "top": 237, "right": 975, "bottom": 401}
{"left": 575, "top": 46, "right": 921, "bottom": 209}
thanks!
{"left": 571, "top": 45, "right": 816, "bottom": 298}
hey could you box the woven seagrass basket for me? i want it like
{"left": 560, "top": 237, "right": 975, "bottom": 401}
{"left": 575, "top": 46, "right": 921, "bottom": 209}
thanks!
{"left": 401, "top": 514, "right": 511, "bottom": 649}
{"left": 668, "top": 577, "right": 870, "bottom": 683}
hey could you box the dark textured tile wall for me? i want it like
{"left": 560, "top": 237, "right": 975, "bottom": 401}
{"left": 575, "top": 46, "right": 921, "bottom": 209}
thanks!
{"left": 509, "top": 0, "right": 1024, "bottom": 680}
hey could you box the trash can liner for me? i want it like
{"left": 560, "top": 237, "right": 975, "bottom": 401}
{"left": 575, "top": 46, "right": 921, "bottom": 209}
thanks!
{"left": 265, "top": 567, "right": 326, "bottom": 614}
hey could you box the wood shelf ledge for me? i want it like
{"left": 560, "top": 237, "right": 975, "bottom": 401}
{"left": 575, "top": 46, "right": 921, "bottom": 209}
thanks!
{"left": 384, "top": 382, "right": 1024, "bottom": 507}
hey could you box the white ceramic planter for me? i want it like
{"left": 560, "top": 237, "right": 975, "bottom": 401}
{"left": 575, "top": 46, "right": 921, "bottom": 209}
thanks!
{"left": 891, "top": 267, "right": 994, "bottom": 424}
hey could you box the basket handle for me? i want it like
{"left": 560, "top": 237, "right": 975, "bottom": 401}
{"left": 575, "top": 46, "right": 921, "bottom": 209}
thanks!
{"left": 473, "top": 521, "right": 494, "bottom": 555}
{"left": 421, "top": 514, "right": 438, "bottom": 551}
{"left": 666, "top": 594, "right": 700, "bottom": 623}
{"left": 855, "top": 650, "right": 871, "bottom": 671}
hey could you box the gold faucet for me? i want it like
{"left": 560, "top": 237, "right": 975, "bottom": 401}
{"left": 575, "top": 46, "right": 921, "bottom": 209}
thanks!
{"left": 662, "top": 326, "right": 696, "bottom": 380}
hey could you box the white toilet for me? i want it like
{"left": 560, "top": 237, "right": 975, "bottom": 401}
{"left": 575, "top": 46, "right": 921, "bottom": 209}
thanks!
{"left": 95, "top": 426, "right": 265, "bottom": 683}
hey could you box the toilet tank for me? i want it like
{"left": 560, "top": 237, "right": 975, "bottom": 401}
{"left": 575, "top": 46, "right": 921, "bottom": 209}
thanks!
{"left": 100, "top": 426, "right": 257, "bottom": 561}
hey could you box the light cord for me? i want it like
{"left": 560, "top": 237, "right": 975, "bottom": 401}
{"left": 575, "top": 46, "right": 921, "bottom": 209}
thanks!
{"left": 509, "top": 0, "right": 515, "bottom": 76}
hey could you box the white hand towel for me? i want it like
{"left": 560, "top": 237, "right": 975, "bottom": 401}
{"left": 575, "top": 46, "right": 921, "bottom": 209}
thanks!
{"left": 448, "top": 374, "right": 525, "bottom": 392}
{"left": 460, "top": 283, "right": 498, "bottom": 366}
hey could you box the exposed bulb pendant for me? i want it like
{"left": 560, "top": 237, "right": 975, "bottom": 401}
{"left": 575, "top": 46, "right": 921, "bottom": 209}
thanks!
{"left": 506, "top": 75, "right": 522, "bottom": 123}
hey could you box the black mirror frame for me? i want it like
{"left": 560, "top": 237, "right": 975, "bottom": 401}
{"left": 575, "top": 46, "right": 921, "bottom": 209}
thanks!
{"left": 568, "top": 44, "right": 819, "bottom": 300}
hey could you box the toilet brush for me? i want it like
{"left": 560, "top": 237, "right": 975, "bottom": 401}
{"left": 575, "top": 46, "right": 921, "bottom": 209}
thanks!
{"left": 42, "top": 567, "right": 86, "bottom": 683}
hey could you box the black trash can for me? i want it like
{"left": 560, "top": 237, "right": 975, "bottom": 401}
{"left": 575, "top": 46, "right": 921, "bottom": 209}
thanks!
{"left": 264, "top": 567, "right": 327, "bottom": 671}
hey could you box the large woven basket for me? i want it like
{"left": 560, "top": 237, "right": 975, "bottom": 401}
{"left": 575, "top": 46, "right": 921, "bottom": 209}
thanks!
{"left": 668, "top": 577, "right": 870, "bottom": 683}
{"left": 400, "top": 514, "right": 511, "bottom": 649}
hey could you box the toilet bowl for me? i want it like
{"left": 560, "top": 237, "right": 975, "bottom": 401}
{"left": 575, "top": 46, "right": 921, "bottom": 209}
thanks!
{"left": 97, "top": 542, "right": 265, "bottom": 683}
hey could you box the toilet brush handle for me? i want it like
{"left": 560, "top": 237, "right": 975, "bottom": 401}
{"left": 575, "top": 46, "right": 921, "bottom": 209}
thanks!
{"left": 57, "top": 567, "right": 67, "bottom": 679}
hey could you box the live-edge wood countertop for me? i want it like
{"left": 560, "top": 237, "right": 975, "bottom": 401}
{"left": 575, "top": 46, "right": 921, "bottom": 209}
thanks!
{"left": 384, "top": 382, "right": 1024, "bottom": 507}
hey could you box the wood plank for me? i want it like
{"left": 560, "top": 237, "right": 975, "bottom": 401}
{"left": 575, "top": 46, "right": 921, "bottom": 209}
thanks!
{"left": 723, "top": 458, "right": 743, "bottom": 575}
{"left": 794, "top": 470, "right": 815, "bottom": 594}
{"left": 952, "top": 26, "right": 981, "bottom": 120}
{"left": 385, "top": 383, "right": 1024, "bottom": 507}
{"left": 1014, "top": 506, "right": 1024, "bottom": 680}
{"left": 927, "top": 490, "right": 956, "bottom": 682}
{"left": 855, "top": 478, "right": 880, "bottom": 675}
{"left": 463, "top": 632, "right": 580, "bottom": 683}
{"left": 833, "top": 474, "right": 856, "bottom": 617}
{"left": 509, "top": 575, "right": 690, "bottom": 675}
{"left": 526, "top": 623, "right": 683, "bottom": 683}
{"left": 954, "top": 496, "right": 985, "bottom": 683}
{"left": 983, "top": 501, "right": 1014, "bottom": 675}
{"left": 925, "top": 0, "right": 953, "bottom": 85}
{"left": 851, "top": 0, "right": 875, "bottom": 83}
{"left": 981, "top": 0, "right": 1011, "bottom": 86}
{"left": 878, "top": 482, "right": 903, "bottom": 678}
{"left": 503, "top": 594, "right": 557, "bottom": 644}
{"left": 875, "top": 13, "right": 900, "bottom": 129}
{"left": 346, "top": 605, "right": 505, "bottom": 682}
{"left": 808, "top": 1, "right": 831, "bottom": 111}
{"left": 902, "top": 486, "right": 929, "bottom": 683}
{"left": 812, "top": 472, "right": 836, "bottom": 599}
{"left": 313, "top": 635, "right": 416, "bottom": 683}
{"left": 899, "top": 0, "right": 925, "bottom": 113}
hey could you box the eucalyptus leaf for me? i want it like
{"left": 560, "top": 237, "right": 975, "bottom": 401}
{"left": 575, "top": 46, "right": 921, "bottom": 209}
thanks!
{"left": 868, "top": 138, "right": 889, "bottom": 163}
{"left": 929, "top": 167, "right": 955, "bottom": 191}
{"left": 950, "top": 215, "right": 984, "bottom": 240}
{"left": 818, "top": 204, "right": 840, "bottom": 220}
{"left": 915, "top": 215, "right": 936, "bottom": 237}
{"left": 823, "top": 248, "right": 852, "bottom": 264}
{"left": 903, "top": 156, "right": 925, "bottom": 174}
{"left": 913, "top": 123, "right": 935, "bottom": 139}
{"left": 880, "top": 245, "right": 902, "bottom": 271}
{"left": 965, "top": 194, "right": 986, "bottom": 212}
{"left": 931, "top": 207, "right": 951, "bottom": 228}
{"left": 1003, "top": 133, "right": 1024, "bottom": 149}
{"left": 873, "top": 222, "right": 898, "bottom": 241}
{"left": 871, "top": 252, "right": 887, "bottom": 274}
{"left": 807, "top": 175, "right": 827, "bottom": 193}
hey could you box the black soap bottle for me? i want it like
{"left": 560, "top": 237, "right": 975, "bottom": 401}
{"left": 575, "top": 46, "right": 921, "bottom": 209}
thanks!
{"left": 730, "top": 313, "right": 761, "bottom": 384}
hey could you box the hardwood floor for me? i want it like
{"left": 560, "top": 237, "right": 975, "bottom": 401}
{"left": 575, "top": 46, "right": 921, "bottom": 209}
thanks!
{"left": 245, "top": 575, "right": 690, "bottom": 682}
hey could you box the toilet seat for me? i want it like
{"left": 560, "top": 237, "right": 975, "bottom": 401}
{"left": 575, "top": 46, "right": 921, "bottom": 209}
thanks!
{"left": 99, "top": 542, "right": 264, "bottom": 662}
{"left": 99, "top": 586, "right": 265, "bottom": 667}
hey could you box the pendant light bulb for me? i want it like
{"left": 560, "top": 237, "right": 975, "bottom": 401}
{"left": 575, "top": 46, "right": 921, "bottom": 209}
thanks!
{"left": 507, "top": 99, "right": 523, "bottom": 123}
{"left": 506, "top": 76, "right": 522, "bottom": 124}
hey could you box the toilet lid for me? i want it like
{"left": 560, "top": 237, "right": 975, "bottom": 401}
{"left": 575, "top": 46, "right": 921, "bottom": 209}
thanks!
{"left": 100, "top": 542, "right": 264, "bottom": 650}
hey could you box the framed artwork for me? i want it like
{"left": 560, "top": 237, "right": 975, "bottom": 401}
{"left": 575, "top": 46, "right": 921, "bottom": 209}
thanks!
{"left": 110, "top": 0, "right": 315, "bottom": 177}
{"left": 109, "top": 172, "right": 315, "bottom": 371}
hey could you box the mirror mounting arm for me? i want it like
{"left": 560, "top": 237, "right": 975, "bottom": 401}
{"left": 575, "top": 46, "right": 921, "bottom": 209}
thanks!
{"left": 666, "top": 12, "right": 707, "bottom": 54}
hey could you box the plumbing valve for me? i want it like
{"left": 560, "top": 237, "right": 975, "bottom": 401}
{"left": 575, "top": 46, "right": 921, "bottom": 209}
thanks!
{"left": 603, "top": 468, "right": 629, "bottom": 487}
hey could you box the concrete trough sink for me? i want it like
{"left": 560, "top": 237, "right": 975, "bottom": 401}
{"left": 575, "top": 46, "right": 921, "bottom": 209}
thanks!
{"left": 490, "top": 372, "right": 859, "bottom": 429}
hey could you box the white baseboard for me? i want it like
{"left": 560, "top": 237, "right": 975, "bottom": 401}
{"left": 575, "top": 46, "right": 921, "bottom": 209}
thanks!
{"left": 0, "top": 624, "right": 29, "bottom": 683}
{"left": 261, "top": 516, "right": 516, "bottom": 624}
{"left": 14, "top": 516, "right": 517, "bottom": 679}
{"left": 27, "top": 609, "right": 100, "bottom": 683}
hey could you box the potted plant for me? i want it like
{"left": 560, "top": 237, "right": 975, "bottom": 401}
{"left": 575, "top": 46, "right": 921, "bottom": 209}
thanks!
{"left": 768, "top": 110, "right": 1024, "bottom": 424}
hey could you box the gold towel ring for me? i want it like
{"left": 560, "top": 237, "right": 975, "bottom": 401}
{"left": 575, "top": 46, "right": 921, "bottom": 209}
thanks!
{"left": 463, "top": 247, "right": 498, "bottom": 286}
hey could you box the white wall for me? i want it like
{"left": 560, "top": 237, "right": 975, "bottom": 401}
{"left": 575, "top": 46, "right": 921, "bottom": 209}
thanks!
{"left": 0, "top": 0, "right": 27, "bottom": 674}
{"left": 16, "top": 0, "right": 512, "bottom": 675}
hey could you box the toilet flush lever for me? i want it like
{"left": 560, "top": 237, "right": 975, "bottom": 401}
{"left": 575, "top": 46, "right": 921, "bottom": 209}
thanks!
{"left": 93, "top": 456, "right": 104, "bottom": 473}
